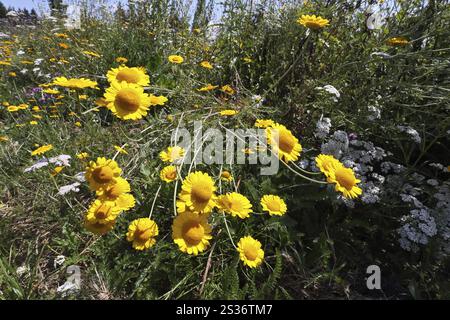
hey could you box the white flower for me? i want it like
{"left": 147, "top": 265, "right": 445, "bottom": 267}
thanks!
{"left": 397, "top": 125, "right": 421, "bottom": 144}
{"left": 316, "top": 85, "right": 340, "bottom": 101}
{"left": 24, "top": 158, "right": 49, "bottom": 173}
{"left": 49, "top": 155, "right": 71, "bottom": 167}
{"left": 315, "top": 117, "right": 332, "bottom": 139}
{"left": 370, "top": 52, "right": 392, "bottom": 59}
{"left": 58, "top": 182, "right": 81, "bottom": 195}
{"left": 34, "top": 58, "right": 44, "bottom": 65}
{"left": 54, "top": 255, "right": 66, "bottom": 268}
{"left": 16, "top": 50, "right": 25, "bottom": 56}
{"left": 367, "top": 12, "right": 384, "bottom": 30}
{"left": 16, "top": 265, "right": 29, "bottom": 277}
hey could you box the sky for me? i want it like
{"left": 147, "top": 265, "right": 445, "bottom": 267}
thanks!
{"left": 2, "top": 0, "right": 47, "bottom": 10}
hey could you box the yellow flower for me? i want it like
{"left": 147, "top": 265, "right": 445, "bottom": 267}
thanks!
{"left": 149, "top": 94, "right": 168, "bottom": 106}
{"left": 115, "top": 57, "right": 128, "bottom": 64}
{"left": 84, "top": 219, "right": 115, "bottom": 235}
{"left": 96, "top": 177, "right": 136, "bottom": 211}
{"left": 29, "top": 120, "right": 38, "bottom": 125}
{"left": 237, "top": 236, "right": 264, "bottom": 268}
{"left": 254, "top": 119, "right": 275, "bottom": 128}
{"left": 220, "top": 170, "right": 233, "bottom": 182}
{"left": 85, "top": 199, "right": 121, "bottom": 225}
{"left": 160, "top": 165, "right": 177, "bottom": 182}
{"left": 127, "top": 218, "right": 159, "bottom": 250}
{"left": 172, "top": 211, "right": 212, "bottom": 255}
{"left": 327, "top": 165, "right": 362, "bottom": 199}
{"left": 78, "top": 95, "right": 88, "bottom": 100}
{"left": 85, "top": 157, "right": 122, "bottom": 191}
{"left": 220, "top": 109, "right": 238, "bottom": 116}
{"left": 260, "top": 195, "right": 287, "bottom": 216}
{"left": 168, "top": 55, "right": 184, "bottom": 64}
{"left": 0, "top": 136, "right": 9, "bottom": 142}
{"left": 51, "top": 166, "right": 64, "bottom": 176}
{"left": 8, "top": 72, "right": 16, "bottom": 77}
{"left": 197, "top": 84, "right": 218, "bottom": 92}
{"left": 74, "top": 121, "right": 82, "bottom": 127}
{"left": 220, "top": 85, "right": 235, "bottom": 95}
{"left": 43, "top": 88, "right": 60, "bottom": 95}
{"left": 315, "top": 154, "right": 341, "bottom": 177}
{"left": 54, "top": 33, "right": 69, "bottom": 39}
{"left": 242, "top": 57, "right": 253, "bottom": 63}
{"left": 32, "top": 106, "right": 41, "bottom": 112}
{"left": 297, "top": 14, "right": 330, "bottom": 30}
{"left": 159, "top": 146, "right": 185, "bottom": 163}
{"left": 107, "top": 66, "right": 150, "bottom": 86}
{"left": 77, "top": 152, "right": 89, "bottom": 160}
{"left": 387, "top": 37, "right": 409, "bottom": 46}
{"left": 31, "top": 144, "right": 53, "bottom": 156}
{"left": 83, "top": 50, "right": 101, "bottom": 58}
{"left": 200, "top": 61, "right": 213, "bottom": 69}
{"left": 177, "top": 171, "right": 217, "bottom": 215}
{"left": 103, "top": 82, "right": 153, "bottom": 120}
{"left": 7, "top": 106, "right": 19, "bottom": 112}
{"left": 58, "top": 43, "right": 70, "bottom": 49}
{"left": 114, "top": 145, "right": 128, "bottom": 154}
{"left": 266, "top": 123, "right": 302, "bottom": 162}
{"left": 217, "top": 192, "right": 253, "bottom": 219}
{"left": 52, "top": 77, "right": 98, "bottom": 89}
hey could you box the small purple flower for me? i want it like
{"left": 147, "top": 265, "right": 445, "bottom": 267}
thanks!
{"left": 348, "top": 133, "right": 358, "bottom": 141}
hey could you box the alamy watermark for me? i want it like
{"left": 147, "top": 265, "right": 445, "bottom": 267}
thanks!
{"left": 169, "top": 121, "right": 280, "bottom": 175}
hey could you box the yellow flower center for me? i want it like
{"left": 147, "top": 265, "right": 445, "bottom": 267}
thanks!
{"left": 335, "top": 167, "right": 356, "bottom": 190}
{"left": 136, "top": 226, "right": 154, "bottom": 242}
{"left": 276, "top": 130, "right": 296, "bottom": 153}
{"left": 92, "top": 166, "right": 114, "bottom": 184}
{"left": 191, "top": 184, "right": 212, "bottom": 203}
{"left": 266, "top": 200, "right": 281, "bottom": 212}
{"left": 166, "top": 170, "right": 177, "bottom": 180}
{"left": 116, "top": 69, "right": 141, "bottom": 84}
{"left": 95, "top": 204, "right": 111, "bottom": 219}
{"left": 305, "top": 21, "right": 322, "bottom": 29}
{"left": 244, "top": 245, "right": 258, "bottom": 261}
{"left": 105, "top": 184, "right": 122, "bottom": 198}
{"left": 221, "top": 171, "right": 231, "bottom": 179}
{"left": 183, "top": 222, "right": 205, "bottom": 245}
{"left": 115, "top": 88, "right": 141, "bottom": 112}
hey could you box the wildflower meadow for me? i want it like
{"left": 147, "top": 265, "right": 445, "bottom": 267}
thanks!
{"left": 0, "top": 0, "right": 449, "bottom": 300}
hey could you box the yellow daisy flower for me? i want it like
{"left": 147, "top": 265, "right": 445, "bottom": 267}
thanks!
{"left": 387, "top": 37, "right": 409, "bottom": 46}
{"left": 315, "top": 154, "right": 341, "bottom": 177}
{"left": 168, "top": 55, "right": 184, "bottom": 64}
{"left": 220, "top": 170, "right": 233, "bottom": 182}
{"left": 85, "top": 157, "right": 122, "bottom": 191}
{"left": 159, "top": 146, "right": 185, "bottom": 163}
{"left": 96, "top": 177, "right": 136, "bottom": 211}
{"left": 200, "top": 61, "right": 213, "bottom": 69}
{"left": 76, "top": 152, "right": 89, "bottom": 160}
{"left": 103, "top": 82, "right": 152, "bottom": 120}
{"left": 297, "top": 14, "right": 330, "bottom": 30}
{"left": 220, "top": 109, "right": 238, "bottom": 116}
{"left": 84, "top": 219, "right": 115, "bottom": 235}
{"left": 115, "top": 57, "right": 128, "bottom": 64}
{"left": 106, "top": 66, "right": 150, "bottom": 86}
{"left": 83, "top": 50, "right": 101, "bottom": 58}
{"left": 327, "top": 165, "right": 363, "bottom": 199}
{"left": 197, "top": 84, "right": 218, "bottom": 92}
{"left": 255, "top": 119, "right": 275, "bottom": 128}
{"left": 31, "top": 144, "right": 53, "bottom": 156}
{"left": 51, "top": 166, "right": 64, "bottom": 176}
{"left": 126, "top": 218, "right": 159, "bottom": 250}
{"left": 217, "top": 192, "right": 253, "bottom": 219}
{"left": 266, "top": 123, "right": 302, "bottom": 162}
{"left": 160, "top": 165, "right": 177, "bottom": 182}
{"left": 260, "top": 195, "right": 287, "bottom": 216}
{"left": 220, "top": 85, "right": 235, "bottom": 95}
{"left": 52, "top": 77, "right": 98, "bottom": 89}
{"left": 237, "top": 236, "right": 264, "bottom": 268}
{"left": 172, "top": 211, "right": 212, "bottom": 255}
{"left": 85, "top": 199, "right": 121, "bottom": 225}
{"left": 177, "top": 171, "right": 217, "bottom": 214}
